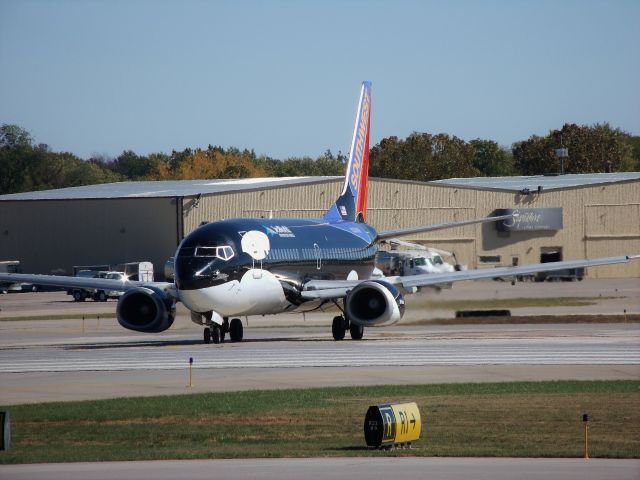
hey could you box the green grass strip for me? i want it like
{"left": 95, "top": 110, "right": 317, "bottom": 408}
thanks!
{"left": 0, "top": 313, "right": 117, "bottom": 322}
{"left": 1, "top": 380, "right": 638, "bottom": 463}
{"left": 414, "top": 296, "right": 619, "bottom": 310}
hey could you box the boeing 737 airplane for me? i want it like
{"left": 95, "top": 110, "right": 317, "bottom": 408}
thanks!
{"left": 1, "top": 81, "right": 638, "bottom": 343}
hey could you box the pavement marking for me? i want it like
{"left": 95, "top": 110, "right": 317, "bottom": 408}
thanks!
{"left": 0, "top": 337, "right": 638, "bottom": 373}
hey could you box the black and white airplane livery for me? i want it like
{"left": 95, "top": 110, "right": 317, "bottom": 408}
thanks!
{"left": 2, "top": 81, "right": 638, "bottom": 343}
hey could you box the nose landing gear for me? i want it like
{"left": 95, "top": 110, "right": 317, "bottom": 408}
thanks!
{"left": 202, "top": 316, "right": 244, "bottom": 344}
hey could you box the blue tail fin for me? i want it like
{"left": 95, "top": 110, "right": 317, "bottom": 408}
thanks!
{"left": 324, "top": 81, "right": 372, "bottom": 223}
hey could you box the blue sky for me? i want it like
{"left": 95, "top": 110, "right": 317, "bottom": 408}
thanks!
{"left": 1, "top": 0, "right": 638, "bottom": 160}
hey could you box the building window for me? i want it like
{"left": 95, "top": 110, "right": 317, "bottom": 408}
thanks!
{"left": 479, "top": 255, "right": 501, "bottom": 263}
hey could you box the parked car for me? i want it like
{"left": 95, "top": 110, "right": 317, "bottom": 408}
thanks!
{"left": 92, "top": 271, "right": 127, "bottom": 301}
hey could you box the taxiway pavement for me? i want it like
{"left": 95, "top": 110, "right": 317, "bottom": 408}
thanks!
{"left": 1, "top": 458, "right": 639, "bottom": 480}
{"left": 0, "top": 280, "right": 638, "bottom": 405}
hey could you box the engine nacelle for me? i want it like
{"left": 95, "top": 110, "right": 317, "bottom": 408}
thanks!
{"left": 345, "top": 280, "right": 405, "bottom": 327}
{"left": 116, "top": 287, "right": 176, "bottom": 333}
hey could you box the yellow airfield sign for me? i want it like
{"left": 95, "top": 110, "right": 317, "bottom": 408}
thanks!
{"left": 364, "top": 402, "right": 422, "bottom": 447}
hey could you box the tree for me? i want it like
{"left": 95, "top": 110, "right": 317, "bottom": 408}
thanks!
{"left": 0, "top": 124, "right": 32, "bottom": 149}
{"left": 108, "top": 150, "right": 160, "bottom": 180}
{"left": 370, "top": 132, "right": 480, "bottom": 181}
{"left": 513, "top": 123, "right": 635, "bottom": 175}
{"left": 470, "top": 139, "right": 517, "bottom": 176}
{"left": 621, "top": 135, "right": 640, "bottom": 171}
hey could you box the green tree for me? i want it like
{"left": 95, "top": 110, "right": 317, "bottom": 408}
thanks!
{"left": 108, "top": 150, "right": 159, "bottom": 180}
{"left": 621, "top": 135, "right": 640, "bottom": 171}
{"left": 470, "top": 139, "right": 517, "bottom": 176}
{"left": 257, "top": 150, "right": 346, "bottom": 177}
{"left": 370, "top": 132, "right": 480, "bottom": 181}
{"left": 0, "top": 124, "right": 32, "bottom": 149}
{"left": 513, "top": 123, "right": 635, "bottom": 175}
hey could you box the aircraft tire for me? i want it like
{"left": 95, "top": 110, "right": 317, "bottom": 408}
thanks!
{"left": 230, "top": 318, "right": 243, "bottom": 342}
{"left": 211, "top": 325, "right": 221, "bottom": 344}
{"left": 349, "top": 323, "right": 364, "bottom": 340}
{"left": 332, "top": 315, "right": 346, "bottom": 341}
{"left": 203, "top": 327, "right": 211, "bottom": 344}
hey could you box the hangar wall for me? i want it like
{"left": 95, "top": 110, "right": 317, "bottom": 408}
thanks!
{"left": 0, "top": 198, "right": 178, "bottom": 275}
{"left": 1, "top": 176, "right": 638, "bottom": 279}
{"left": 182, "top": 180, "right": 343, "bottom": 233}
{"left": 183, "top": 177, "right": 639, "bottom": 278}
{"left": 368, "top": 179, "right": 640, "bottom": 278}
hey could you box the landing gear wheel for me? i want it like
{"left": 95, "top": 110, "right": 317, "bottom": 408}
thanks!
{"left": 230, "top": 318, "right": 243, "bottom": 342}
{"left": 203, "top": 327, "right": 211, "bottom": 344}
{"left": 349, "top": 323, "right": 364, "bottom": 340}
{"left": 211, "top": 325, "right": 221, "bottom": 344}
{"left": 332, "top": 315, "right": 346, "bottom": 341}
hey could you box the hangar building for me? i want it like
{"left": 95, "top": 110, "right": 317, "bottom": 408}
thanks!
{"left": 0, "top": 172, "right": 638, "bottom": 279}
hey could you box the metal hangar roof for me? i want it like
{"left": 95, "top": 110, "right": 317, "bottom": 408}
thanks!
{"left": 430, "top": 172, "right": 640, "bottom": 192}
{"left": 0, "top": 176, "right": 342, "bottom": 201}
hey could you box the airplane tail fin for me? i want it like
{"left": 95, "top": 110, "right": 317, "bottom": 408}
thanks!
{"left": 324, "top": 81, "right": 372, "bottom": 223}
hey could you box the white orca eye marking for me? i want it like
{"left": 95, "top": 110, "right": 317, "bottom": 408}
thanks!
{"left": 241, "top": 230, "right": 271, "bottom": 260}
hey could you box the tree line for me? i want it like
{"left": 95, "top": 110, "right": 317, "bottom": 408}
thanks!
{"left": 1, "top": 122, "right": 638, "bottom": 195}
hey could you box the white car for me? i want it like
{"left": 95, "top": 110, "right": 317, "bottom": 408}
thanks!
{"left": 92, "top": 271, "right": 127, "bottom": 301}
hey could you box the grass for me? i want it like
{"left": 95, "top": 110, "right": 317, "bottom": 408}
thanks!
{"left": 404, "top": 314, "right": 640, "bottom": 325}
{"left": 411, "top": 296, "right": 619, "bottom": 310}
{"left": 1, "top": 381, "right": 638, "bottom": 464}
{"left": 0, "top": 313, "right": 116, "bottom": 322}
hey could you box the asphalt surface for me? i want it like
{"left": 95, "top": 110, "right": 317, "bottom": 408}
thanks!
{"left": 0, "top": 281, "right": 638, "bottom": 478}
{"left": 1, "top": 458, "right": 639, "bottom": 480}
{"left": 0, "top": 280, "right": 639, "bottom": 404}
{"left": 1, "top": 321, "right": 639, "bottom": 404}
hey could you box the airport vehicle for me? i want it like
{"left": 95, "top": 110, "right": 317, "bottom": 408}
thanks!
{"left": 114, "top": 262, "right": 154, "bottom": 282}
{"left": 68, "top": 269, "right": 103, "bottom": 302}
{"left": 0, "top": 260, "right": 22, "bottom": 293}
{"left": 377, "top": 250, "right": 453, "bottom": 276}
{"left": 1, "top": 81, "right": 638, "bottom": 343}
{"left": 68, "top": 263, "right": 152, "bottom": 301}
{"left": 92, "top": 271, "right": 127, "bottom": 301}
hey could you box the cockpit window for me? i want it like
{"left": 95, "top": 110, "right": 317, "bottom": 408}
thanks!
{"left": 195, "top": 247, "right": 216, "bottom": 257}
{"left": 218, "top": 246, "right": 234, "bottom": 260}
{"left": 194, "top": 246, "right": 235, "bottom": 261}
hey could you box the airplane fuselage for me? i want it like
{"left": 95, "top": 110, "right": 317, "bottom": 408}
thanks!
{"left": 174, "top": 218, "right": 378, "bottom": 316}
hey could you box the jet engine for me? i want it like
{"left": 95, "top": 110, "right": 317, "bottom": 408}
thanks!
{"left": 116, "top": 287, "right": 176, "bottom": 333}
{"left": 345, "top": 280, "right": 405, "bottom": 327}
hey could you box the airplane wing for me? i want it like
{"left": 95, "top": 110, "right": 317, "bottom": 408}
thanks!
{"left": 301, "top": 254, "right": 639, "bottom": 299}
{"left": 0, "top": 273, "right": 177, "bottom": 298}
{"left": 376, "top": 213, "right": 514, "bottom": 241}
{"left": 381, "top": 238, "right": 454, "bottom": 258}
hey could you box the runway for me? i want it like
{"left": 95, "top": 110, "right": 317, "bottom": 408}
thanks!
{"left": 1, "top": 283, "right": 639, "bottom": 404}
{"left": 1, "top": 286, "right": 639, "bottom": 479}
{"left": 1, "top": 328, "right": 639, "bottom": 373}
{"left": 1, "top": 322, "right": 639, "bottom": 404}
{"left": 1, "top": 458, "right": 639, "bottom": 480}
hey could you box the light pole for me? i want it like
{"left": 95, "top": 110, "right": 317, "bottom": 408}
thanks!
{"left": 555, "top": 135, "right": 568, "bottom": 175}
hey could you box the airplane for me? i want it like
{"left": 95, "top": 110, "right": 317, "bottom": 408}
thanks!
{"left": 1, "top": 81, "right": 638, "bottom": 344}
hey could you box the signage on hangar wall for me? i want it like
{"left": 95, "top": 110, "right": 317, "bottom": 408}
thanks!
{"left": 495, "top": 208, "right": 563, "bottom": 232}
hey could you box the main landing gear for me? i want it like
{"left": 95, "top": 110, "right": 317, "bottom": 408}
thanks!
{"left": 203, "top": 317, "right": 244, "bottom": 344}
{"left": 332, "top": 314, "right": 364, "bottom": 341}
